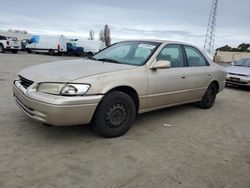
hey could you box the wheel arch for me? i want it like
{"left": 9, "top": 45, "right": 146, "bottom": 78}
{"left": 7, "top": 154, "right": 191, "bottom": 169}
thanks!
{"left": 107, "top": 86, "right": 140, "bottom": 114}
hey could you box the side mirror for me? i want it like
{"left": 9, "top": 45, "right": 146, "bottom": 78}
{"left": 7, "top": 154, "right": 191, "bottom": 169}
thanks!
{"left": 231, "top": 62, "right": 235, "bottom": 66}
{"left": 151, "top": 60, "right": 171, "bottom": 70}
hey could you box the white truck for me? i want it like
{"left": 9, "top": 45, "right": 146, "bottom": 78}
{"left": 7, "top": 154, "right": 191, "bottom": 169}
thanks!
{"left": 26, "top": 35, "right": 67, "bottom": 55}
{"left": 0, "top": 35, "right": 21, "bottom": 53}
{"left": 70, "top": 39, "right": 105, "bottom": 57}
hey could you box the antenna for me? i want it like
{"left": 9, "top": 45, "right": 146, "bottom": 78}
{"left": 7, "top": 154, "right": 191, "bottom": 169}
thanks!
{"left": 204, "top": 0, "right": 218, "bottom": 56}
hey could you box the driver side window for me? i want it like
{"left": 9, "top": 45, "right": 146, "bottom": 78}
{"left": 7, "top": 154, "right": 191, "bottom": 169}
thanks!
{"left": 157, "top": 44, "right": 184, "bottom": 68}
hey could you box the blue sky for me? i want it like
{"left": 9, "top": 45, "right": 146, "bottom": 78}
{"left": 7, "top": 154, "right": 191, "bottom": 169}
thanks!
{"left": 0, "top": 0, "right": 249, "bottom": 48}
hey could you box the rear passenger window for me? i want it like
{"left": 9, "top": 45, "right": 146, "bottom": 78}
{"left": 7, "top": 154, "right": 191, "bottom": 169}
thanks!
{"left": 184, "top": 46, "right": 207, "bottom": 67}
{"left": 157, "top": 44, "right": 184, "bottom": 67}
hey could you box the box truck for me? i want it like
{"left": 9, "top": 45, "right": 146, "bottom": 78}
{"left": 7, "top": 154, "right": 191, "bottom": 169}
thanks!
{"left": 26, "top": 35, "right": 67, "bottom": 55}
{"left": 70, "top": 39, "right": 105, "bottom": 57}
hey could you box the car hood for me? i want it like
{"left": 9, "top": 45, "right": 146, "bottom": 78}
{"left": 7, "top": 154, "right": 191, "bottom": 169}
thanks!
{"left": 19, "top": 59, "right": 136, "bottom": 83}
{"left": 225, "top": 66, "right": 250, "bottom": 75}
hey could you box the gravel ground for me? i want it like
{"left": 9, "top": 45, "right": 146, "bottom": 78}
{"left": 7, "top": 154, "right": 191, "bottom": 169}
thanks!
{"left": 0, "top": 52, "right": 250, "bottom": 188}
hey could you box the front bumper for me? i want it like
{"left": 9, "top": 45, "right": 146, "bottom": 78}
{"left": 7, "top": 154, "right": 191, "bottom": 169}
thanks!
{"left": 226, "top": 74, "right": 250, "bottom": 86}
{"left": 13, "top": 81, "right": 103, "bottom": 126}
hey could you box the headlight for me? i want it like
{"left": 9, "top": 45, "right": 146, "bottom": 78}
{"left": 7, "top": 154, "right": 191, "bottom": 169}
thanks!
{"left": 37, "top": 83, "right": 90, "bottom": 96}
{"left": 37, "top": 83, "right": 65, "bottom": 95}
{"left": 61, "top": 84, "right": 90, "bottom": 96}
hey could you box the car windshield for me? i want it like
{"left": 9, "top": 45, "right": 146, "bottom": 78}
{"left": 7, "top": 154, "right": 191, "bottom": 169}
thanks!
{"left": 92, "top": 41, "right": 161, "bottom": 66}
{"left": 235, "top": 58, "right": 250, "bottom": 67}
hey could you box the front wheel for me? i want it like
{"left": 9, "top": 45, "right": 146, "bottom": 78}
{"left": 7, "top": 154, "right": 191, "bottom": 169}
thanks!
{"left": 198, "top": 83, "right": 217, "bottom": 109}
{"left": 0, "top": 44, "right": 5, "bottom": 53}
{"left": 92, "top": 91, "right": 136, "bottom": 138}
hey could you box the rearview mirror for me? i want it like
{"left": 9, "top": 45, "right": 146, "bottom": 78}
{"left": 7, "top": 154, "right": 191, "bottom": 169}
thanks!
{"left": 151, "top": 60, "right": 171, "bottom": 70}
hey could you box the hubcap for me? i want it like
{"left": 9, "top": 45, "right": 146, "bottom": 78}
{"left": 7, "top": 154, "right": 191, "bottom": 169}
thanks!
{"left": 105, "top": 103, "right": 127, "bottom": 128}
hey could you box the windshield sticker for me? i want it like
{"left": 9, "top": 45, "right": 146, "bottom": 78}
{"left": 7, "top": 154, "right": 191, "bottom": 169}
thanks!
{"left": 139, "top": 44, "right": 156, "bottom": 49}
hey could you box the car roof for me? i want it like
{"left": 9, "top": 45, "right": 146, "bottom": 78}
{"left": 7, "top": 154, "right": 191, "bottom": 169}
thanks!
{"left": 118, "top": 39, "right": 193, "bottom": 46}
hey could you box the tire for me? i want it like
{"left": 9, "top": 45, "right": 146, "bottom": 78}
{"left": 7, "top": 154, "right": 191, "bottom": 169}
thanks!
{"left": 48, "top": 49, "right": 54, "bottom": 56}
{"left": 198, "top": 83, "right": 217, "bottom": 109}
{"left": 0, "top": 44, "right": 5, "bottom": 53}
{"left": 86, "top": 52, "right": 93, "bottom": 58}
{"left": 92, "top": 91, "right": 136, "bottom": 138}
{"left": 11, "top": 49, "right": 18, "bottom": 54}
{"left": 26, "top": 48, "right": 31, "bottom": 53}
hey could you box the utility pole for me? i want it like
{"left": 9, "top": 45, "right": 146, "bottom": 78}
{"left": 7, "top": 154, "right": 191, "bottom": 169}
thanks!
{"left": 204, "top": 0, "right": 218, "bottom": 56}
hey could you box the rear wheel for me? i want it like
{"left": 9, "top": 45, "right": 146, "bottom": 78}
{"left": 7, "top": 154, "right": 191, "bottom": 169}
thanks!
{"left": 0, "top": 44, "right": 4, "bottom": 53}
{"left": 198, "top": 83, "right": 217, "bottom": 109}
{"left": 92, "top": 91, "right": 136, "bottom": 138}
{"left": 48, "top": 49, "right": 54, "bottom": 56}
{"left": 26, "top": 48, "right": 31, "bottom": 53}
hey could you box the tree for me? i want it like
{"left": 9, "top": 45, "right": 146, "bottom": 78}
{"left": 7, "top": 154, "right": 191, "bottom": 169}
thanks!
{"left": 237, "top": 43, "right": 250, "bottom": 52}
{"left": 103, "top": 24, "right": 111, "bottom": 46}
{"left": 216, "top": 45, "right": 232, "bottom": 52}
{"left": 216, "top": 43, "right": 250, "bottom": 52}
{"left": 99, "top": 30, "right": 104, "bottom": 42}
{"left": 88, "top": 29, "right": 95, "bottom": 40}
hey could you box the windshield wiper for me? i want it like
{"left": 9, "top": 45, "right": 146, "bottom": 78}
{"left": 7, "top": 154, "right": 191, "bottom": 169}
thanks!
{"left": 88, "top": 56, "right": 97, "bottom": 60}
{"left": 97, "top": 58, "right": 121, "bottom": 64}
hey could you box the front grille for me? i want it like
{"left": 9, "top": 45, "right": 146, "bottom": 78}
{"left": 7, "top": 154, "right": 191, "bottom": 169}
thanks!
{"left": 228, "top": 72, "right": 247, "bottom": 77}
{"left": 19, "top": 76, "right": 34, "bottom": 89}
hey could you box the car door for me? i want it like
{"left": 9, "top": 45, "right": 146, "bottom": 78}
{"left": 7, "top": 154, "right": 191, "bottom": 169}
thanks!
{"left": 182, "top": 45, "right": 213, "bottom": 99}
{"left": 147, "top": 44, "right": 191, "bottom": 109}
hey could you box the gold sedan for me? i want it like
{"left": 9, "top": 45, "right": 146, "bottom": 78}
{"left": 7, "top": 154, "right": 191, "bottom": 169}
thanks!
{"left": 13, "top": 40, "right": 226, "bottom": 137}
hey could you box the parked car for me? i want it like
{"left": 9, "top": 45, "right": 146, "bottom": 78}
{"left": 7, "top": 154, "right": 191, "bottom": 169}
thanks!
{"left": 70, "top": 39, "right": 105, "bottom": 57}
{"left": 26, "top": 35, "right": 67, "bottom": 55}
{"left": 225, "top": 58, "right": 250, "bottom": 87}
{"left": 0, "top": 35, "right": 21, "bottom": 53}
{"left": 13, "top": 40, "right": 226, "bottom": 138}
{"left": 66, "top": 42, "right": 84, "bottom": 56}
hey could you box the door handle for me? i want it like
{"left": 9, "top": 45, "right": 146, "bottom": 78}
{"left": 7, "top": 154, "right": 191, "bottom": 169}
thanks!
{"left": 181, "top": 76, "right": 186, "bottom": 79}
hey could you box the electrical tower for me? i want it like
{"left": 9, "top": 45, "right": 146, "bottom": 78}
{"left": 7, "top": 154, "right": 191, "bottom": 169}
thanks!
{"left": 204, "top": 0, "right": 218, "bottom": 56}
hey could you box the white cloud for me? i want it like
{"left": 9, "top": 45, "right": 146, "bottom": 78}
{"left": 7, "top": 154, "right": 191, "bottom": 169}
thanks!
{"left": 0, "top": 0, "right": 249, "bottom": 49}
